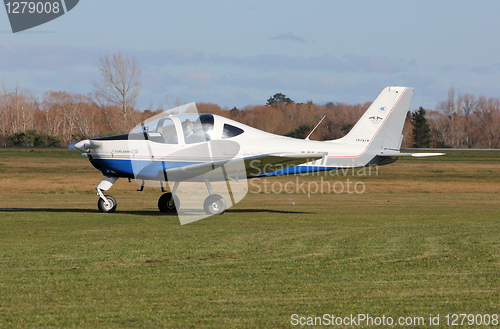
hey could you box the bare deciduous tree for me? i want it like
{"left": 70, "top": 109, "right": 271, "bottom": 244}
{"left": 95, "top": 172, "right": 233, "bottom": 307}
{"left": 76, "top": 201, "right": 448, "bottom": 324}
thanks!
{"left": 1, "top": 80, "right": 37, "bottom": 134}
{"left": 92, "top": 51, "right": 141, "bottom": 132}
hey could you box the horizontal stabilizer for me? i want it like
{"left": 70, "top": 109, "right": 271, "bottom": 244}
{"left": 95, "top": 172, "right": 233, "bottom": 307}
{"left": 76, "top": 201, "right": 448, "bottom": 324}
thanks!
{"left": 378, "top": 151, "right": 445, "bottom": 157}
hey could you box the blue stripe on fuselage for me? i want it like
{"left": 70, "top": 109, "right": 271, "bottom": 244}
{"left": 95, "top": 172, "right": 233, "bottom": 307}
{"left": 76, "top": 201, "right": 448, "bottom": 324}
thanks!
{"left": 90, "top": 158, "right": 340, "bottom": 179}
{"left": 90, "top": 158, "right": 200, "bottom": 179}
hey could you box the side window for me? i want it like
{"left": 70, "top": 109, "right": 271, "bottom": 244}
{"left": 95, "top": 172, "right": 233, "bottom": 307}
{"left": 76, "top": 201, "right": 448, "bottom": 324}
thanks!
{"left": 222, "top": 124, "right": 244, "bottom": 139}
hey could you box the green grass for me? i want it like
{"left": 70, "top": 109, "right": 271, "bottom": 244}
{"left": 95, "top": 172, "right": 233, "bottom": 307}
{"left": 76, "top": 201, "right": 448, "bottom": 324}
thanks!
{"left": 1, "top": 149, "right": 500, "bottom": 328}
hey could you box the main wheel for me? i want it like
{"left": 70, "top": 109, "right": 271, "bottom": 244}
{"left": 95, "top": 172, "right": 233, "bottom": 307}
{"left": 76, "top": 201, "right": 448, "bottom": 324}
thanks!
{"left": 203, "top": 194, "right": 226, "bottom": 215}
{"left": 98, "top": 195, "right": 117, "bottom": 213}
{"left": 158, "top": 192, "right": 180, "bottom": 213}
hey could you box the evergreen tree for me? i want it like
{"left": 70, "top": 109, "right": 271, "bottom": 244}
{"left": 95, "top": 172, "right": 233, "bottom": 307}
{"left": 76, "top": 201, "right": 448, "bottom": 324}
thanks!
{"left": 229, "top": 107, "right": 240, "bottom": 117}
{"left": 412, "top": 107, "right": 431, "bottom": 148}
{"left": 266, "top": 93, "right": 293, "bottom": 107}
{"left": 285, "top": 124, "right": 313, "bottom": 139}
{"left": 6, "top": 130, "right": 61, "bottom": 147}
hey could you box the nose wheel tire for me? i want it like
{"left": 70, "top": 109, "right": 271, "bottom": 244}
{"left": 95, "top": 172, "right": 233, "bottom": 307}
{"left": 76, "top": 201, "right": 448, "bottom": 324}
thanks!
{"left": 203, "top": 194, "right": 226, "bottom": 215}
{"left": 98, "top": 195, "right": 117, "bottom": 213}
{"left": 158, "top": 192, "right": 180, "bottom": 213}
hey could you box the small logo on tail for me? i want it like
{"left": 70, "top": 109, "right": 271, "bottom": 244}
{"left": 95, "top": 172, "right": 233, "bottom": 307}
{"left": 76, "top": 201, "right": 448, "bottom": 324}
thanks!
{"left": 369, "top": 116, "right": 383, "bottom": 124}
{"left": 379, "top": 106, "right": 386, "bottom": 113}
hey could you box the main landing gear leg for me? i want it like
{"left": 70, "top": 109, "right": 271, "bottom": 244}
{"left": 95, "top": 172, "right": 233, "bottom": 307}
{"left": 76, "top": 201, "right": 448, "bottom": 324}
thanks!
{"left": 96, "top": 176, "right": 118, "bottom": 213}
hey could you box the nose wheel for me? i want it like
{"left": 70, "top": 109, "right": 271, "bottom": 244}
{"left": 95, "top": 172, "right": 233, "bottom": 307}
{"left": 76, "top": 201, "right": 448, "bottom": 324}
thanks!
{"left": 97, "top": 195, "right": 117, "bottom": 213}
{"left": 96, "top": 177, "right": 119, "bottom": 213}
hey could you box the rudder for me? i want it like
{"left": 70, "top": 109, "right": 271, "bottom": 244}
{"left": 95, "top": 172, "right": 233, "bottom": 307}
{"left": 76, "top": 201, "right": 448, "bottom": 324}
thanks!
{"left": 334, "top": 86, "right": 413, "bottom": 153}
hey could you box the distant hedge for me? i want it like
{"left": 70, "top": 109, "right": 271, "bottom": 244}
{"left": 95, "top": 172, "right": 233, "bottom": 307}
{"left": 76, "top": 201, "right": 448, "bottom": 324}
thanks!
{"left": 1, "top": 130, "right": 62, "bottom": 147}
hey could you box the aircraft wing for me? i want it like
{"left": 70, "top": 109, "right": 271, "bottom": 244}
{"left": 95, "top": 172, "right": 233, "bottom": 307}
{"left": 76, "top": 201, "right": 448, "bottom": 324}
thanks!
{"left": 244, "top": 153, "right": 323, "bottom": 177}
{"left": 164, "top": 152, "right": 323, "bottom": 181}
{"left": 378, "top": 151, "right": 445, "bottom": 157}
{"left": 165, "top": 158, "right": 238, "bottom": 181}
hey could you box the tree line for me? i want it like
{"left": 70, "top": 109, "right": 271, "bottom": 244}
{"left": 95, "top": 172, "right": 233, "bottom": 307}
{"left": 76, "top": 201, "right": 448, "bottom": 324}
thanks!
{"left": 0, "top": 85, "right": 157, "bottom": 146}
{"left": 2, "top": 83, "right": 500, "bottom": 149}
{"left": 198, "top": 87, "right": 500, "bottom": 149}
{"left": 1, "top": 52, "right": 499, "bottom": 148}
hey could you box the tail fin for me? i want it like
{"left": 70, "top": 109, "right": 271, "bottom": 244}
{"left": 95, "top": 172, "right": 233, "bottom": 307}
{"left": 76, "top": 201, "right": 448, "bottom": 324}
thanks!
{"left": 335, "top": 86, "right": 413, "bottom": 152}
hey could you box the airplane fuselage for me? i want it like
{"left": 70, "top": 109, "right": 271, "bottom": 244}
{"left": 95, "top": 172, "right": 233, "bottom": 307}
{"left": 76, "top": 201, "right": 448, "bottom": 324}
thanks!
{"left": 82, "top": 115, "right": 394, "bottom": 180}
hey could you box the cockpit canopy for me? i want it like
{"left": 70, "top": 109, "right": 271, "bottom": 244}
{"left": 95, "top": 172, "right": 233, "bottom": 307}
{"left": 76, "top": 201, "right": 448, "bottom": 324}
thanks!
{"left": 130, "top": 113, "right": 244, "bottom": 144}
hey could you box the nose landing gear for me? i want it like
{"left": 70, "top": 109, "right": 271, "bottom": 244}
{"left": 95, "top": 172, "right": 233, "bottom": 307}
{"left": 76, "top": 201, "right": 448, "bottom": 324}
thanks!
{"left": 96, "top": 176, "right": 118, "bottom": 213}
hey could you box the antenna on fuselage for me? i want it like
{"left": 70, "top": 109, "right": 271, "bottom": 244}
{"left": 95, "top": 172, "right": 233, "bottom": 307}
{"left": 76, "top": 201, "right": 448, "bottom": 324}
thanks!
{"left": 305, "top": 116, "right": 326, "bottom": 140}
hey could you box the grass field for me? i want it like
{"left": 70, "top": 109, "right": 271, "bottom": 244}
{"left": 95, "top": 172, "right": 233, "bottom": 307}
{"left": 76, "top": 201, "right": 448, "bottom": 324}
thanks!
{"left": 1, "top": 148, "right": 500, "bottom": 328}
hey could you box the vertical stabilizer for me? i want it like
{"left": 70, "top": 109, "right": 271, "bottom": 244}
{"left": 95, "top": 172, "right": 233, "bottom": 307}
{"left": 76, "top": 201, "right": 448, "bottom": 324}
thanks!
{"left": 334, "top": 86, "right": 413, "bottom": 153}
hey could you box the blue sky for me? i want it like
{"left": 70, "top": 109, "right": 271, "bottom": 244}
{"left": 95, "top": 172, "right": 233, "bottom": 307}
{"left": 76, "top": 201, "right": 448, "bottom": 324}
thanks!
{"left": 1, "top": 0, "right": 500, "bottom": 110}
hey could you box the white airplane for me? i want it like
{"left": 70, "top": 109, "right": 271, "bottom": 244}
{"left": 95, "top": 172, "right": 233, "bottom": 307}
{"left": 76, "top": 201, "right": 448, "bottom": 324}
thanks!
{"left": 75, "top": 86, "right": 442, "bottom": 217}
